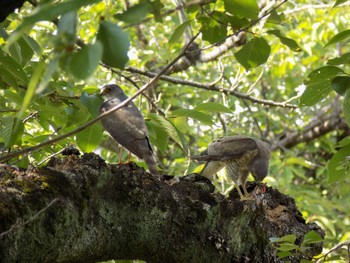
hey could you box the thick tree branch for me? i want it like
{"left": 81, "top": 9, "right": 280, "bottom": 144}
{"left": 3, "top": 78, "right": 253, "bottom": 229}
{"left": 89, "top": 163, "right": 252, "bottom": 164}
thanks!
{"left": 0, "top": 153, "right": 324, "bottom": 262}
{"left": 275, "top": 107, "right": 350, "bottom": 150}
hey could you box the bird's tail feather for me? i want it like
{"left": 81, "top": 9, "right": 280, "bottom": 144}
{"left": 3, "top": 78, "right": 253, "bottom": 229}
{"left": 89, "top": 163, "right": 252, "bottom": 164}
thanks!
{"left": 144, "top": 154, "right": 159, "bottom": 178}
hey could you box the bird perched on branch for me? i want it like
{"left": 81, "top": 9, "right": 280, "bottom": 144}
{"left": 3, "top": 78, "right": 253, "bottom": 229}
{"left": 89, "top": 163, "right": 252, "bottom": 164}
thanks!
{"left": 99, "top": 84, "right": 159, "bottom": 177}
{"left": 191, "top": 135, "right": 271, "bottom": 199}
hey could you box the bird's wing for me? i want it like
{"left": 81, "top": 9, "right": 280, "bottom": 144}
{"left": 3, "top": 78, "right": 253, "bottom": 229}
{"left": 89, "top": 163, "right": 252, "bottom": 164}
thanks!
{"left": 100, "top": 100, "right": 148, "bottom": 141}
{"left": 208, "top": 136, "right": 257, "bottom": 157}
{"left": 200, "top": 160, "right": 225, "bottom": 179}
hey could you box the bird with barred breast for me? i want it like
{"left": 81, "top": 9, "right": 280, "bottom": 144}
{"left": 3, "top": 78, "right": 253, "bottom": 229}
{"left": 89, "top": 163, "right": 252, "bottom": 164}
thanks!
{"left": 191, "top": 135, "right": 271, "bottom": 200}
{"left": 99, "top": 84, "right": 159, "bottom": 177}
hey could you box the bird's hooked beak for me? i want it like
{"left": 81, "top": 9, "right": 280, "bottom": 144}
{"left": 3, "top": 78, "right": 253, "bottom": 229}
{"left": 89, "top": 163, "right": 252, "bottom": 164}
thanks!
{"left": 100, "top": 86, "right": 108, "bottom": 96}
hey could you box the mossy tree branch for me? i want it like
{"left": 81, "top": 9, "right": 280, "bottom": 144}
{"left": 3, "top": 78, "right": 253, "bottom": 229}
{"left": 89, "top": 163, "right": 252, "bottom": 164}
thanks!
{"left": 0, "top": 153, "right": 323, "bottom": 262}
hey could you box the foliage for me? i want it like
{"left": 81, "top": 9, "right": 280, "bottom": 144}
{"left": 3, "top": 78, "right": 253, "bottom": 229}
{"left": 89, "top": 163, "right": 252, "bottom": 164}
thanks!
{"left": 1, "top": 0, "right": 350, "bottom": 261}
{"left": 270, "top": 231, "right": 323, "bottom": 260}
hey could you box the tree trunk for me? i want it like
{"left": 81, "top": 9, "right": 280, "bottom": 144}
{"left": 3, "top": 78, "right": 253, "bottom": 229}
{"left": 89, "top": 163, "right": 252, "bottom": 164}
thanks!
{"left": 0, "top": 152, "right": 324, "bottom": 262}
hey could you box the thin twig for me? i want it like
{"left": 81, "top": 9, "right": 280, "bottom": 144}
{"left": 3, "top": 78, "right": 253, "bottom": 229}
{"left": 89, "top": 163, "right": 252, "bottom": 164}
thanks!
{"left": 0, "top": 34, "right": 199, "bottom": 163}
{"left": 125, "top": 66, "right": 298, "bottom": 108}
{"left": 315, "top": 240, "right": 350, "bottom": 263}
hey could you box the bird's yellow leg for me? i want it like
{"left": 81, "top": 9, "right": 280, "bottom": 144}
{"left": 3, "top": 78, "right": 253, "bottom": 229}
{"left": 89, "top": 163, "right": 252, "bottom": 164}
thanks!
{"left": 118, "top": 147, "right": 124, "bottom": 164}
{"left": 234, "top": 184, "right": 245, "bottom": 200}
{"left": 239, "top": 183, "right": 255, "bottom": 201}
{"left": 242, "top": 183, "right": 249, "bottom": 196}
{"left": 127, "top": 152, "right": 131, "bottom": 163}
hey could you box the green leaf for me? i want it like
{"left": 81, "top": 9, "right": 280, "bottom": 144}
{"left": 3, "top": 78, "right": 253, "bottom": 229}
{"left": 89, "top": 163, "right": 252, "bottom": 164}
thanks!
{"left": 234, "top": 37, "right": 271, "bottom": 70}
{"left": 336, "top": 136, "right": 350, "bottom": 147}
{"left": 226, "top": 15, "right": 249, "bottom": 30}
{"left": 224, "top": 0, "right": 259, "bottom": 19}
{"left": 276, "top": 251, "right": 292, "bottom": 259}
{"left": 325, "top": 29, "right": 350, "bottom": 48}
{"left": 194, "top": 102, "right": 233, "bottom": 113}
{"left": 17, "top": 62, "right": 42, "bottom": 121}
{"left": 327, "top": 53, "right": 350, "bottom": 65}
{"left": 332, "top": 0, "right": 348, "bottom": 9}
{"left": 7, "top": 0, "right": 101, "bottom": 47}
{"left": 344, "top": 88, "right": 350, "bottom": 126}
{"left": 277, "top": 243, "right": 299, "bottom": 251}
{"left": 76, "top": 123, "right": 103, "bottom": 152}
{"left": 147, "top": 0, "right": 164, "bottom": 22}
{"left": 327, "top": 144, "right": 350, "bottom": 183}
{"left": 80, "top": 92, "right": 103, "bottom": 117}
{"left": 36, "top": 57, "right": 60, "bottom": 94}
{"left": 270, "top": 234, "right": 297, "bottom": 244}
{"left": 82, "top": 85, "right": 100, "bottom": 94}
{"left": 57, "top": 11, "right": 77, "bottom": 47}
{"left": 331, "top": 75, "right": 350, "bottom": 95}
{"left": 300, "top": 66, "right": 344, "bottom": 106}
{"left": 199, "top": 17, "right": 227, "bottom": 43}
{"left": 0, "top": 67, "right": 19, "bottom": 88}
{"left": 146, "top": 120, "right": 168, "bottom": 153}
{"left": 66, "top": 41, "right": 103, "bottom": 80}
{"left": 267, "top": 30, "right": 302, "bottom": 52}
{"left": 148, "top": 113, "right": 188, "bottom": 152}
{"left": 114, "top": 3, "right": 149, "bottom": 23}
{"left": 0, "top": 50, "right": 28, "bottom": 84}
{"left": 1, "top": 117, "right": 24, "bottom": 148}
{"left": 169, "top": 21, "right": 192, "bottom": 45}
{"left": 172, "top": 108, "right": 213, "bottom": 125}
{"left": 301, "top": 230, "right": 323, "bottom": 245}
{"left": 97, "top": 21, "right": 130, "bottom": 69}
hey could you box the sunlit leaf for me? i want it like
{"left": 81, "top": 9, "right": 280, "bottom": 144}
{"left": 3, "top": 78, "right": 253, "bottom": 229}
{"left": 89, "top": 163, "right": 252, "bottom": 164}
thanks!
{"left": 325, "top": 29, "right": 350, "bottom": 48}
{"left": 277, "top": 243, "right": 299, "bottom": 251}
{"left": 270, "top": 234, "right": 297, "bottom": 244}
{"left": 114, "top": 3, "right": 149, "bottom": 23}
{"left": 267, "top": 30, "right": 302, "bottom": 52}
{"left": 76, "top": 123, "right": 103, "bottom": 152}
{"left": 300, "top": 66, "right": 344, "bottom": 106}
{"left": 97, "top": 21, "right": 130, "bottom": 69}
{"left": 224, "top": 0, "right": 259, "bottom": 19}
{"left": 36, "top": 57, "right": 60, "bottom": 94}
{"left": 301, "top": 230, "right": 323, "bottom": 245}
{"left": 169, "top": 21, "right": 192, "bottom": 45}
{"left": 234, "top": 37, "right": 271, "bottom": 70}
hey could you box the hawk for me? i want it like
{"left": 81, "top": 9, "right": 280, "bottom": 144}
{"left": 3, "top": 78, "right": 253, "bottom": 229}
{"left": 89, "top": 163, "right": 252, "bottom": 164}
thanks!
{"left": 191, "top": 135, "right": 271, "bottom": 199}
{"left": 99, "top": 84, "right": 159, "bottom": 177}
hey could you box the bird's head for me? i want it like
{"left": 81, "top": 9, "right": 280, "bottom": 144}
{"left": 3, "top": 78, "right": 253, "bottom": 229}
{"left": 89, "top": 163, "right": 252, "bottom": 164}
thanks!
{"left": 100, "top": 84, "right": 126, "bottom": 100}
{"left": 250, "top": 158, "right": 269, "bottom": 183}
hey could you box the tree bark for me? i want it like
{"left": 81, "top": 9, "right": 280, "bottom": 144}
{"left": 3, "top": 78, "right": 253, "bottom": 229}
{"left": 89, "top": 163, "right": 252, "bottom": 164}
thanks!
{"left": 0, "top": 152, "right": 324, "bottom": 262}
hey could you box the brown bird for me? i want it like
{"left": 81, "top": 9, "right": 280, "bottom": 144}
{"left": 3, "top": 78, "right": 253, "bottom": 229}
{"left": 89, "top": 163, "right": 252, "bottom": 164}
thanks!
{"left": 191, "top": 135, "right": 271, "bottom": 199}
{"left": 99, "top": 84, "right": 159, "bottom": 177}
